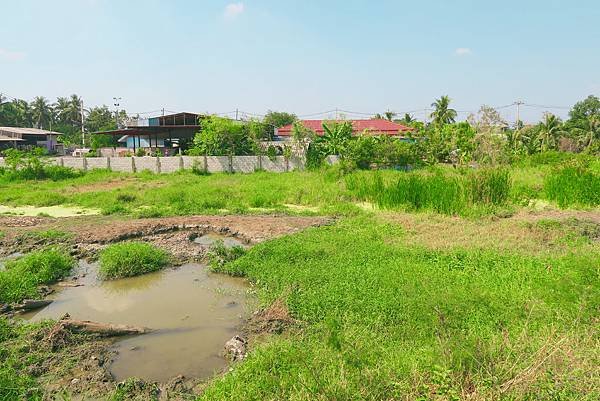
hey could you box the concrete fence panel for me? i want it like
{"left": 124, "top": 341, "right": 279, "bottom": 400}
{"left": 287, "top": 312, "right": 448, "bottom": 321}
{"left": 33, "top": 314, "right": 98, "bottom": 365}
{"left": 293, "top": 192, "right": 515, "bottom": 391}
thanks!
{"left": 133, "top": 157, "right": 158, "bottom": 173}
{"left": 0, "top": 155, "right": 341, "bottom": 174}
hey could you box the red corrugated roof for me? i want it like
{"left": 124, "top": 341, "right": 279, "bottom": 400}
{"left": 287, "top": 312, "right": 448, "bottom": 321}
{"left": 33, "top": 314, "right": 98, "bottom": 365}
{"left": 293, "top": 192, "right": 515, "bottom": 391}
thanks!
{"left": 276, "top": 119, "right": 413, "bottom": 136}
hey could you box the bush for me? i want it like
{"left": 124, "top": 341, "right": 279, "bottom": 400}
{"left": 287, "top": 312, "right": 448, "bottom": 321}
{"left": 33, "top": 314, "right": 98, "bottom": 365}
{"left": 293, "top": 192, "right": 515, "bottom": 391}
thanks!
{"left": 544, "top": 163, "right": 600, "bottom": 207}
{"left": 99, "top": 242, "right": 170, "bottom": 279}
{"left": 0, "top": 248, "right": 75, "bottom": 304}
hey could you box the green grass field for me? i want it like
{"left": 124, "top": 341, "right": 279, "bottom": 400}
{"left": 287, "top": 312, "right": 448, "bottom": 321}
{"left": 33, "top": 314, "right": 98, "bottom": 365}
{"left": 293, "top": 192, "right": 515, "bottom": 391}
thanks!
{"left": 0, "top": 156, "right": 599, "bottom": 400}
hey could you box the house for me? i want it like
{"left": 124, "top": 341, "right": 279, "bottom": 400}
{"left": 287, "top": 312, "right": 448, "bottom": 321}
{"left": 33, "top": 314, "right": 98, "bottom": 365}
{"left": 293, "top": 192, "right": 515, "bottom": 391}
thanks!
{"left": 92, "top": 112, "right": 201, "bottom": 155}
{"left": 0, "top": 127, "right": 64, "bottom": 153}
{"left": 275, "top": 119, "right": 413, "bottom": 139}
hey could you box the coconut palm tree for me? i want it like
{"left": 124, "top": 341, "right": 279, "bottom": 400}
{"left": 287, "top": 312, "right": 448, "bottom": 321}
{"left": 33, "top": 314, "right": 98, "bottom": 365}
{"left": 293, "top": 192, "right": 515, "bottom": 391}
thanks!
{"left": 573, "top": 115, "right": 600, "bottom": 149}
{"left": 430, "top": 95, "right": 457, "bottom": 126}
{"left": 31, "top": 96, "right": 53, "bottom": 129}
{"left": 536, "top": 113, "right": 565, "bottom": 152}
{"left": 54, "top": 96, "right": 72, "bottom": 124}
{"left": 383, "top": 110, "right": 396, "bottom": 121}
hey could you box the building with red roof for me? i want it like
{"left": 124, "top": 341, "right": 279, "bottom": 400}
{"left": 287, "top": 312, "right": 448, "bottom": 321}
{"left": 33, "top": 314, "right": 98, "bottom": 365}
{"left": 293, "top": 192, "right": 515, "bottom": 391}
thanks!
{"left": 276, "top": 119, "right": 413, "bottom": 138}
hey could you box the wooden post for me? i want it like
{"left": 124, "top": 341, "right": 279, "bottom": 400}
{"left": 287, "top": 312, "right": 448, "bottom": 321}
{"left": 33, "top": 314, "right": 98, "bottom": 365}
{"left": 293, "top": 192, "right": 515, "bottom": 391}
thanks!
{"left": 156, "top": 155, "right": 161, "bottom": 174}
{"left": 229, "top": 154, "right": 233, "bottom": 173}
{"left": 258, "top": 154, "right": 262, "bottom": 171}
{"left": 203, "top": 154, "right": 208, "bottom": 172}
{"left": 106, "top": 156, "right": 111, "bottom": 171}
{"left": 131, "top": 156, "right": 136, "bottom": 173}
{"left": 59, "top": 157, "right": 64, "bottom": 167}
{"left": 179, "top": 155, "right": 184, "bottom": 170}
{"left": 82, "top": 156, "right": 88, "bottom": 172}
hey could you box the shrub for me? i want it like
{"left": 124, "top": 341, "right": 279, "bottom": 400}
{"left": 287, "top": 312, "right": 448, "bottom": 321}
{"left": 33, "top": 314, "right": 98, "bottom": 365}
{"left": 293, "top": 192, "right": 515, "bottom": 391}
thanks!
{"left": 0, "top": 248, "right": 75, "bottom": 303}
{"left": 99, "top": 242, "right": 170, "bottom": 279}
{"left": 544, "top": 163, "right": 600, "bottom": 207}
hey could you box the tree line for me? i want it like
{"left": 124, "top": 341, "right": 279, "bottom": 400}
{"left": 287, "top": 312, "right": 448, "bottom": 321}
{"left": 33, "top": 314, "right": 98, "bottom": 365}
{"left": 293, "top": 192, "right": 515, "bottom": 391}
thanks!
{"left": 0, "top": 93, "right": 122, "bottom": 148}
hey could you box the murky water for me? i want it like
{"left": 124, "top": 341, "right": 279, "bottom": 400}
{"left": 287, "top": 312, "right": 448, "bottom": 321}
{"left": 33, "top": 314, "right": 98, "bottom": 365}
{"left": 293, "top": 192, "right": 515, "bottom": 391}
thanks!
{"left": 193, "top": 232, "right": 247, "bottom": 248}
{"left": 24, "top": 260, "right": 251, "bottom": 382}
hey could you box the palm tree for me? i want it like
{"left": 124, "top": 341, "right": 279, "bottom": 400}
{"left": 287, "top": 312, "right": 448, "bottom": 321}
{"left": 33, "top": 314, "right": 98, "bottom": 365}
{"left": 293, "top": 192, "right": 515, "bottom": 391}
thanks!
{"left": 383, "top": 110, "right": 396, "bottom": 121}
{"left": 537, "top": 113, "right": 565, "bottom": 152}
{"left": 68, "top": 94, "right": 83, "bottom": 126}
{"left": 54, "top": 96, "right": 72, "bottom": 124}
{"left": 430, "top": 95, "right": 457, "bottom": 126}
{"left": 31, "top": 96, "right": 53, "bottom": 129}
{"left": 574, "top": 115, "right": 600, "bottom": 149}
{"left": 401, "top": 113, "right": 415, "bottom": 124}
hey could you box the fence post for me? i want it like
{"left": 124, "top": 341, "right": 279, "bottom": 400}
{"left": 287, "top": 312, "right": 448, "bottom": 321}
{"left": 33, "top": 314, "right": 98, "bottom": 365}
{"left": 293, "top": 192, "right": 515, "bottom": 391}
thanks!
{"left": 258, "top": 154, "right": 262, "bottom": 171}
{"left": 59, "top": 157, "right": 64, "bottom": 167}
{"left": 82, "top": 157, "right": 88, "bottom": 172}
{"left": 106, "top": 157, "right": 111, "bottom": 171}
{"left": 203, "top": 154, "right": 208, "bottom": 172}
{"left": 228, "top": 154, "right": 233, "bottom": 173}
{"left": 131, "top": 157, "right": 136, "bottom": 173}
{"left": 156, "top": 156, "right": 161, "bottom": 174}
{"left": 179, "top": 155, "right": 184, "bottom": 170}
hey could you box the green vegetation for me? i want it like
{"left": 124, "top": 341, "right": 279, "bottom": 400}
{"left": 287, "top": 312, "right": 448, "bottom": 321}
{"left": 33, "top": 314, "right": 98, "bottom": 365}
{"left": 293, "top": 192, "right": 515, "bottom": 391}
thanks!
{"left": 98, "top": 242, "right": 170, "bottom": 279}
{"left": 204, "top": 216, "right": 599, "bottom": 400}
{"left": 544, "top": 162, "right": 600, "bottom": 207}
{"left": 0, "top": 248, "right": 75, "bottom": 304}
{"left": 345, "top": 167, "right": 510, "bottom": 215}
{"left": 0, "top": 148, "right": 81, "bottom": 182}
{"left": 207, "top": 240, "right": 247, "bottom": 270}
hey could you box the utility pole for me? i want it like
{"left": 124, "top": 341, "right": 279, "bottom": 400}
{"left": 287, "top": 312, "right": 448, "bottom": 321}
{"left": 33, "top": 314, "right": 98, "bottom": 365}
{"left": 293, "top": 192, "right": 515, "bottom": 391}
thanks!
{"left": 80, "top": 99, "right": 86, "bottom": 148}
{"left": 235, "top": 108, "right": 239, "bottom": 121}
{"left": 113, "top": 97, "right": 122, "bottom": 128}
{"left": 514, "top": 100, "right": 524, "bottom": 131}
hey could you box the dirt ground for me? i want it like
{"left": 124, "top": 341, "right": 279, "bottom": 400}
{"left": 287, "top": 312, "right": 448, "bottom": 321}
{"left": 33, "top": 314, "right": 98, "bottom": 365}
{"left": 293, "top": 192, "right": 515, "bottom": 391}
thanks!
{"left": 0, "top": 214, "right": 330, "bottom": 259}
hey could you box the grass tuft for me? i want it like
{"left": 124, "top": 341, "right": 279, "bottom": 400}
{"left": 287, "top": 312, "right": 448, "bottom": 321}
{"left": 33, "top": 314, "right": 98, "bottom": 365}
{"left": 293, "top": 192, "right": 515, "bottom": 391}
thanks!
{"left": 98, "top": 242, "right": 170, "bottom": 279}
{"left": 0, "top": 248, "right": 75, "bottom": 304}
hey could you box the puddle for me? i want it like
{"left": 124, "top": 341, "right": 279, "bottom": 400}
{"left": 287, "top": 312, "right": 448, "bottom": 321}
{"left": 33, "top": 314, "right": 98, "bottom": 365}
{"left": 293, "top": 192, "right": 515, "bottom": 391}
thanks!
{"left": 0, "top": 204, "right": 100, "bottom": 217}
{"left": 24, "top": 260, "right": 251, "bottom": 382}
{"left": 193, "top": 232, "right": 246, "bottom": 248}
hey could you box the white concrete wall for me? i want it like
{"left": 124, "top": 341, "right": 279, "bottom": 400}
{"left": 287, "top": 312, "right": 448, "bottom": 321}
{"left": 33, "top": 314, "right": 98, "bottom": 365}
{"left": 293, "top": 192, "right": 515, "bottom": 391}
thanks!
{"left": 0, "top": 155, "right": 339, "bottom": 174}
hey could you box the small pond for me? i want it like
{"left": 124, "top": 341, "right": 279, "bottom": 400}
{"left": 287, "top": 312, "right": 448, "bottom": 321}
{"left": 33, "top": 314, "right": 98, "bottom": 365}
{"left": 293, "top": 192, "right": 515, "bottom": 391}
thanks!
{"left": 23, "top": 259, "right": 251, "bottom": 382}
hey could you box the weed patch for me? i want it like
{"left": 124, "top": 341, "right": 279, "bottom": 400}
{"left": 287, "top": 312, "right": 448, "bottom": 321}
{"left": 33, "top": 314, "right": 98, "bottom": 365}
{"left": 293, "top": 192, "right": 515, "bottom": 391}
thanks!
{"left": 544, "top": 163, "right": 600, "bottom": 207}
{"left": 98, "top": 242, "right": 170, "bottom": 279}
{"left": 0, "top": 248, "right": 75, "bottom": 303}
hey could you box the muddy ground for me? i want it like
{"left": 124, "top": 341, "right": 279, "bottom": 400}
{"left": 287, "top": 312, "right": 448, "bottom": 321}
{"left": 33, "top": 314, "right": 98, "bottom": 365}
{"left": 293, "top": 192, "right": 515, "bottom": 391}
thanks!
{"left": 0, "top": 214, "right": 327, "bottom": 400}
{"left": 0, "top": 214, "right": 330, "bottom": 259}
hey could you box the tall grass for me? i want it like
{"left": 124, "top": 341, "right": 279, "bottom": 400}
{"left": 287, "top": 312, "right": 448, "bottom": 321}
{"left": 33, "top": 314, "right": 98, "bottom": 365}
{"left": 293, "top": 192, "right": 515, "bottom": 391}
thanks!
{"left": 0, "top": 248, "right": 75, "bottom": 304}
{"left": 346, "top": 168, "right": 511, "bottom": 215}
{"left": 544, "top": 163, "right": 600, "bottom": 208}
{"left": 98, "top": 242, "right": 170, "bottom": 279}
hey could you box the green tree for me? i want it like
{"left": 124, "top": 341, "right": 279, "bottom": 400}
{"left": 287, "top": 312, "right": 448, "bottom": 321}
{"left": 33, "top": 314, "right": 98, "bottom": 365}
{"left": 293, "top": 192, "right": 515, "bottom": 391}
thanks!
{"left": 430, "top": 95, "right": 457, "bottom": 126}
{"left": 30, "top": 96, "right": 53, "bottom": 129}
{"left": 192, "top": 116, "right": 252, "bottom": 156}
{"left": 86, "top": 106, "right": 119, "bottom": 149}
{"left": 261, "top": 111, "right": 297, "bottom": 139}
{"left": 536, "top": 113, "right": 565, "bottom": 152}
{"left": 321, "top": 121, "right": 353, "bottom": 155}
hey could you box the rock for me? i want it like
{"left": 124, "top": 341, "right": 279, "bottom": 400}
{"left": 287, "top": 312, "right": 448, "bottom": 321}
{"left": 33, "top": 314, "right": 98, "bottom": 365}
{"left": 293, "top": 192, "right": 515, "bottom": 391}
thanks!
{"left": 224, "top": 335, "right": 247, "bottom": 361}
{"left": 71, "top": 378, "right": 80, "bottom": 385}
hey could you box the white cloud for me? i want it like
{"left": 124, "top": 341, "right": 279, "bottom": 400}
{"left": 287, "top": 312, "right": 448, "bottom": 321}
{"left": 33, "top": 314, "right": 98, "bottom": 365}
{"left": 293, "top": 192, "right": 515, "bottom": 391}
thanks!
{"left": 0, "top": 48, "right": 26, "bottom": 62}
{"left": 455, "top": 47, "right": 472, "bottom": 56}
{"left": 224, "top": 2, "right": 244, "bottom": 19}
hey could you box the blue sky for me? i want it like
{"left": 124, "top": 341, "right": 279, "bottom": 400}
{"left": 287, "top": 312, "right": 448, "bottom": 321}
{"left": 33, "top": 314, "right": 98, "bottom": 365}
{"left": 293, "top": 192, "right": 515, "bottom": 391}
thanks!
{"left": 1, "top": 0, "right": 598, "bottom": 123}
